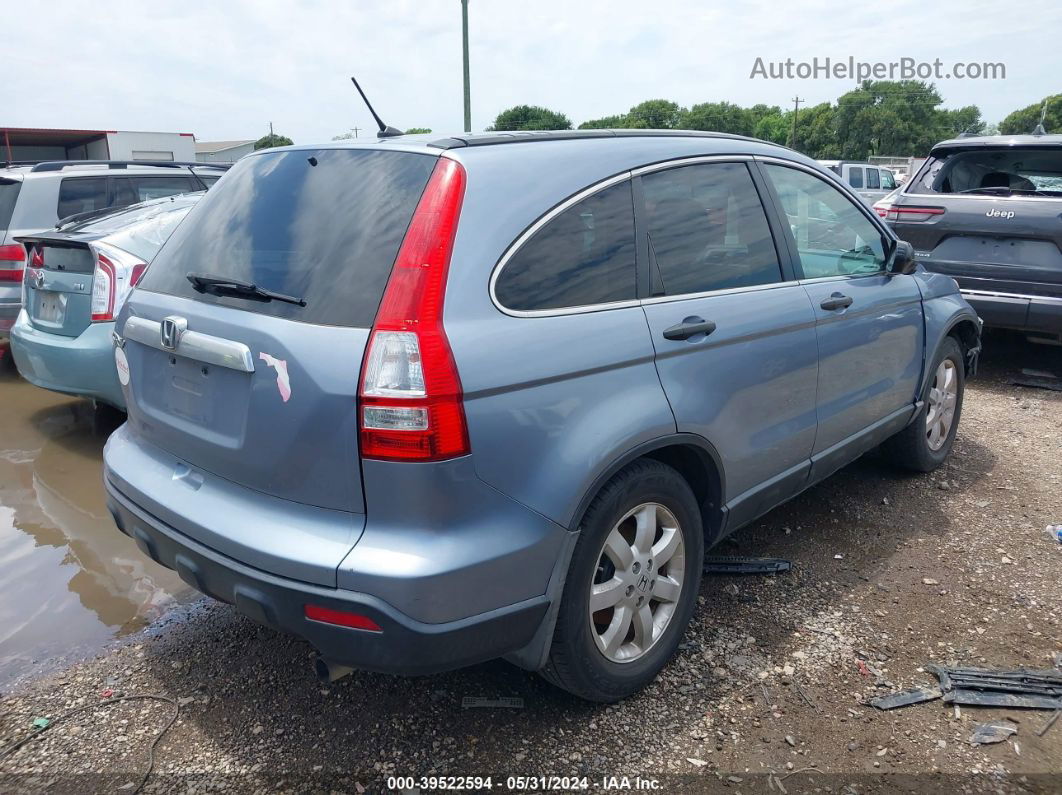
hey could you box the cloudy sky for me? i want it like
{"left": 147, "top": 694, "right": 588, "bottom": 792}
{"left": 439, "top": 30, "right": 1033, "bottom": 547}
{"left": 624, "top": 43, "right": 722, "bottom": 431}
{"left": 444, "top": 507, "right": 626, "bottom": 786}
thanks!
{"left": 8, "top": 0, "right": 1060, "bottom": 143}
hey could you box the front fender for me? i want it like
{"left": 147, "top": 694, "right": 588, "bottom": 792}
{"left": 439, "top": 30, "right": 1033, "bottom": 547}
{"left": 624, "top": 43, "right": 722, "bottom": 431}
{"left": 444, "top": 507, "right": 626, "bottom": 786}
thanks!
{"left": 914, "top": 268, "right": 982, "bottom": 395}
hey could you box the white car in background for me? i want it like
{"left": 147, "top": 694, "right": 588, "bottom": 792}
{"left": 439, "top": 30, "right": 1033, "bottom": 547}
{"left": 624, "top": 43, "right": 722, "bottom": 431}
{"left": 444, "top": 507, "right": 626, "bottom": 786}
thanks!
{"left": 818, "top": 160, "right": 898, "bottom": 203}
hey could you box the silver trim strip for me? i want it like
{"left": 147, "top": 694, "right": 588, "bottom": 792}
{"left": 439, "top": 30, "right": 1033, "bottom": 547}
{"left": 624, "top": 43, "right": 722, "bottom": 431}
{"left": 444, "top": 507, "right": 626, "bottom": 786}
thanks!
{"left": 630, "top": 154, "right": 752, "bottom": 176}
{"left": 123, "top": 316, "right": 255, "bottom": 373}
{"left": 961, "top": 289, "right": 1062, "bottom": 304}
{"left": 639, "top": 280, "right": 800, "bottom": 305}
{"left": 899, "top": 190, "right": 1062, "bottom": 204}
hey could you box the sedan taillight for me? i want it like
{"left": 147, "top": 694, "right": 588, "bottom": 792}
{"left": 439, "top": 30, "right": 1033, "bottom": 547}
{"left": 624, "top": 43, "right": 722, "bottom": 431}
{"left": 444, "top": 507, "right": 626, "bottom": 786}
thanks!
{"left": 90, "top": 243, "right": 147, "bottom": 323}
{"left": 885, "top": 205, "right": 945, "bottom": 223}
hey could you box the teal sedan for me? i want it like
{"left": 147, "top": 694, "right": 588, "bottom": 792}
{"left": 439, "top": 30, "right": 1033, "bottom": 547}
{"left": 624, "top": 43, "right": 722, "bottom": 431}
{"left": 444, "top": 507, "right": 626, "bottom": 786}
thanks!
{"left": 11, "top": 192, "right": 203, "bottom": 409}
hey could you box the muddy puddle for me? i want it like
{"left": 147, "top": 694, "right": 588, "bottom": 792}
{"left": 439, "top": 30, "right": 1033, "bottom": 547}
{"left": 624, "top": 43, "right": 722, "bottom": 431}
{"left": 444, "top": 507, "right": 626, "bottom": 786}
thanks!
{"left": 0, "top": 365, "right": 192, "bottom": 690}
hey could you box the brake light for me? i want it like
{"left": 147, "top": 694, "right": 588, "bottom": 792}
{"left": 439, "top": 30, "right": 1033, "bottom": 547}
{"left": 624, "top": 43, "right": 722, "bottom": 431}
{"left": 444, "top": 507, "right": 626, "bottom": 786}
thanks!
{"left": 90, "top": 254, "right": 117, "bottom": 322}
{"left": 90, "top": 243, "right": 147, "bottom": 323}
{"left": 884, "top": 205, "right": 945, "bottom": 223}
{"left": 358, "top": 157, "right": 469, "bottom": 462}
{"left": 0, "top": 243, "right": 24, "bottom": 281}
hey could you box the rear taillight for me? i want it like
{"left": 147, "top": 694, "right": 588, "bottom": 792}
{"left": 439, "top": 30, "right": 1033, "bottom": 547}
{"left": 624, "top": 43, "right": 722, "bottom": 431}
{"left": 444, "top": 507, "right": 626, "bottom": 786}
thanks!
{"left": 358, "top": 157, "right": 469, "bottom": 462}
{"left": 90, "top": 243, "right": 147, "bottom": 323}
{"left": 885, "top": 205, "right": 945, "bottom": 223}
{"left": 0, "top": 243, "right": 24, "bottom": 281}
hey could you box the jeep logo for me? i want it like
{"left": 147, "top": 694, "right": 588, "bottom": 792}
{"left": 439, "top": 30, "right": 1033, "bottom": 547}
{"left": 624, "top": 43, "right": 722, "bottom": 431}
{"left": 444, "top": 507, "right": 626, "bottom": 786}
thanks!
{"left": 985, "top": 209, "right": 1015, "bottom": 220}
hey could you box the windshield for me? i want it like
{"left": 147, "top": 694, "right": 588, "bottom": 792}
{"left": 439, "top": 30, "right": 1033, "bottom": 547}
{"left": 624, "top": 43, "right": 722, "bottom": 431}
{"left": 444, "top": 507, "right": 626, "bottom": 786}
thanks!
{"left": 137, "top": 148, "right": 437, "bottom": 327}
{"left": 910, "top": 147, "right": 1062, "bottom": 196}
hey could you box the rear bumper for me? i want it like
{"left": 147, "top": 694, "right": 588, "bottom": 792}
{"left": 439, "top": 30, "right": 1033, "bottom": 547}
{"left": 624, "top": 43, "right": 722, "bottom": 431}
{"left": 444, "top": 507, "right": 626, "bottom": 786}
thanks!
{"left": 9, "top": 312, "right": 125, "bottom": 407}
{"left": 960, "top": 289, "right": 1062, "bottom": 334}
{"left": 106, "top": 480, "right": 550, "bottom": 675}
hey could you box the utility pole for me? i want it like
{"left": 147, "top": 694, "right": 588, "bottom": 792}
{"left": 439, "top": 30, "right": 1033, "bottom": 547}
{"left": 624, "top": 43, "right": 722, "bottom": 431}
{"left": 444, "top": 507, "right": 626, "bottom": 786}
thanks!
{"left": 790, "top": 97, "right": 803, "bottom": 151}
{"left": 352, "top": 126, "right": 361, "bottom": 139}
{"left": 269, "top": 121, "right": 275, "bottom": 148}
{"left": 461, "top": 0, "right": 471, "bottom": 132}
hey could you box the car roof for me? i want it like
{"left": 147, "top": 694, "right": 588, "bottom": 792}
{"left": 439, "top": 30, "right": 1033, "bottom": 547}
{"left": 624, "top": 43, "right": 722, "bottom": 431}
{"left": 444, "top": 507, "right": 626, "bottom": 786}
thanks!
{"left": 0, "top": 160, "right": 227, "bottom": 180}
{"left": 18, "top": 191, "right": 204, "bottom": 245}
{"left": 931, "top": 133, "right": 1062, "bottom": 154}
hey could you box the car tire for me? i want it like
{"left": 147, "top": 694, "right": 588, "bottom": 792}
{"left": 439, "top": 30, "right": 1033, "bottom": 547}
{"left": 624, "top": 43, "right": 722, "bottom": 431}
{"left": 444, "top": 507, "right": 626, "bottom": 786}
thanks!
{"left": 882, "top": 336, "right": 965, "bottom": 472}
{"left": 540, "top": 459, "right": 704, "bottom": 702}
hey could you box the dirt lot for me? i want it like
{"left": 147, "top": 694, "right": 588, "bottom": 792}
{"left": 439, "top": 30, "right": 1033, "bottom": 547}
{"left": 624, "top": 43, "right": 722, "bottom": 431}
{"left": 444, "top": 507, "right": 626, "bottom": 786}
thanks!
{"left": 1, "top": 332, "right": 1060, "bottom": 794}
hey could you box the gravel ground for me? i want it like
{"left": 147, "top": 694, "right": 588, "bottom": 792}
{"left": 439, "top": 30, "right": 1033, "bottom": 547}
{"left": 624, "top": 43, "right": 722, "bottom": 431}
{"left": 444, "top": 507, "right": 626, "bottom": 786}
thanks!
{"left": 1, "top": 332, "right": 1060, "bottom": 794}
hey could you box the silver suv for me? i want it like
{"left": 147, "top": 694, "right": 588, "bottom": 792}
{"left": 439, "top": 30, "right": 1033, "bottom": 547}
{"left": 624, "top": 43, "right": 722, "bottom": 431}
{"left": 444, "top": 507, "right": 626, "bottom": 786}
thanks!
{"left": 104, "top": 131, "right": 980, "bottom": 701}
{"left": 0, "top": 160, "right": 225, "bottom": 348}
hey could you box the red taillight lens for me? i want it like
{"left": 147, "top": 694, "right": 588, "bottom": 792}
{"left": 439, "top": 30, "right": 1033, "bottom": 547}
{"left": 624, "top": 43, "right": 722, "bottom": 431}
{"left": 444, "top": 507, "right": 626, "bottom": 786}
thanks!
{"left": 130, "top": 262, "right": 149, "bottom": 286}
{"left": 885, "top": 205, "right": 945, "bottom": 223}
{"left": 0, "top": 243, "right": 24, "bottom": 281}
{"left": 304, "top": 604, "right": 382, "bottom": 632}
{"left": 358, "top": 157, "right": 469, "bottom": 462}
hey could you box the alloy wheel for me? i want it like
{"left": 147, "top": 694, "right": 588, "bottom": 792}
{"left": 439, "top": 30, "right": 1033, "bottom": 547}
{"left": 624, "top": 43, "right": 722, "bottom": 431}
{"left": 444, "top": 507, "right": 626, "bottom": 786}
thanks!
{"left": 588, "top": 502, "right": 686, "bottom": 663}
{"left": 926, "top": 359, "right": 958, "bottom": 451}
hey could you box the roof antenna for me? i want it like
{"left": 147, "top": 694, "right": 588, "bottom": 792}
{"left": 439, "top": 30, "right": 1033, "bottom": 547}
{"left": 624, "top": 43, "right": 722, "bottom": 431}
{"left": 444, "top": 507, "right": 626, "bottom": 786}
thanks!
{"left": 350, "top": 76, "right": 404, "bottom": 138}
{"left": 1032, "top": 98, "right": 1051, "bottom": 136}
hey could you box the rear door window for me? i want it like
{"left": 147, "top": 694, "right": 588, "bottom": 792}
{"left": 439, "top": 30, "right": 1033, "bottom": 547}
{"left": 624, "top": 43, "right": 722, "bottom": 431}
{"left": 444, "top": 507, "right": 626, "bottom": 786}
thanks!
{"left": 847, "top": 167, "right": 864, "bottom": 189}
{"left": 57, "top": 177, "right": 109, "bottom": 219}
{"left": 494, "top": 180, "right": 637, "bottom": 311}
{"left": 641, "top": 162, "right": 782, "bottom": 295}
{"left": 880, "top": 170, "right": 896, "bottom": 190}
{"left": 137, "top": 148, "right": 437, "bottom": 327}
{"left": 113, "top": 176, "right": 196, "bottom": 206}
{"left": 866, "top": 168, "right": 880, "bottom": 189}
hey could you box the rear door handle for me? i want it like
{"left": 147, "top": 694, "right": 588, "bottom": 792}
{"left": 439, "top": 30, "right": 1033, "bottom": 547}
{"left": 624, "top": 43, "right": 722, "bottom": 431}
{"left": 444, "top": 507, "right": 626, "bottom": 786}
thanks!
{"left": 820, "top": 292, "right": 853, "bottom": 311}
{"left": 662, "top": 317, "right": 717, "bottom": 341}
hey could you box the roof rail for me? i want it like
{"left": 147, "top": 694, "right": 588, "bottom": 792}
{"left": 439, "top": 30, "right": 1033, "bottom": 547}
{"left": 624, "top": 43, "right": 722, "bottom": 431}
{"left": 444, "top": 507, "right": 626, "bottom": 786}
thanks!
{"left": 427, "top": 129, "right": 769, "bottom": 150}
{"left": 29, "top": 160, "right": 231, "bottom": 173}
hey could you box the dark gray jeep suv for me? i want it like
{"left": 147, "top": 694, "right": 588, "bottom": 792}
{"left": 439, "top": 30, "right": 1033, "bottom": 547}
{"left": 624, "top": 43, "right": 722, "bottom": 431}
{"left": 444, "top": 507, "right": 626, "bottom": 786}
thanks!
{"left": 104, "top": 130, "right": 980, "bottom": 701}
{"left": 884, "top": 134, "right": 1062, "bottom": 341}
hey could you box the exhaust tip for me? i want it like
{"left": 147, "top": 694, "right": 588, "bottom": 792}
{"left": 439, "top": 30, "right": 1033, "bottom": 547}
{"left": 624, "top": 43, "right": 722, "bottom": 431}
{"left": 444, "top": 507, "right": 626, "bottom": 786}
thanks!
{"left": 314, "top": 656, "right": 353, "bottom": 683}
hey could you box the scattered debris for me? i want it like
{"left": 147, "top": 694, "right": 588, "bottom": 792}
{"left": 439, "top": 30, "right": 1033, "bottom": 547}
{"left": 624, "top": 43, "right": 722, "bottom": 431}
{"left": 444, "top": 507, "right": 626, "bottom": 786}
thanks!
{"left": 928, "top": 664, "right": 1062, "bottom": 710}
{"left": 784, "top": 734, "right": 796, "bottom": 747}
{"left": 686, "top": 757, "right": 707, "bottom": 767}
{"left": 30, "top": 717, "right": 49, "bottom": 730}
{"left": 703, "top": 556, "right": 791, "bottom": 575}
{"left": 461, "top": 696, "right": 524, "bottom": 710}
{"left": 1008, "top": 371, "right": 1062, "bottom": 391}
{"left": 969, "top": 720, "right": 1018, "bottom": 745}
{"left": 870, "top": 686, "right": 943, "bottom": 711}
{"left": 1046, "top": 524, "right": 1062, "bottom": 544}
{"left": 922, "top": 578, "right": 940, "bottom": 586}
{"left": 723, "top": 583, "right": 740, "bottom": 596}
{"left": 1036, "top": 710, "right": 1060, "bottom": 738}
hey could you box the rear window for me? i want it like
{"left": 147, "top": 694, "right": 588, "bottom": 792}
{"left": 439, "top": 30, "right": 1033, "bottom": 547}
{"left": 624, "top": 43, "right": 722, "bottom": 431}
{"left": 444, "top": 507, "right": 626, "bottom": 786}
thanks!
{"left": 0, "top": 179, "right": 21, "bottom": 232}
{"left": 848, "top": 167, "right": 864, "bottom": 189}
{"left": 138, "top": 149, "right": 437, "bottom": 327}
{"left": 910, "top": 147, "right": 1062, "bottom": 196}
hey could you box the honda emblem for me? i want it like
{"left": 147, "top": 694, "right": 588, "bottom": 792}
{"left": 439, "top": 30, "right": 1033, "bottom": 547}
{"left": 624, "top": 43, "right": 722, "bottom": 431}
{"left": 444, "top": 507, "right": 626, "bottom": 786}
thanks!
{"left": 160, "top": 316, "right": 187, "bottom": 351}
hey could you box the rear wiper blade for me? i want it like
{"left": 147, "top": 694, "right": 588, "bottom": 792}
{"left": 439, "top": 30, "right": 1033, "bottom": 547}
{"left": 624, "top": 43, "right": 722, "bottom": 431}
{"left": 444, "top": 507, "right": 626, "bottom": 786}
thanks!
{"left": 186, "top": 272, "right": 306, "bottom": 307}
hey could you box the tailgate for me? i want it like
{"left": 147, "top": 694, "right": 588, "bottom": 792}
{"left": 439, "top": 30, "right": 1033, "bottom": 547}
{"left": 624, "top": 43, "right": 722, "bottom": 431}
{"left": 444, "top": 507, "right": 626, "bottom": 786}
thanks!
{"left": 119, "top": 147, "right": 438, "bottom": 516}
{"left": 20, "top": 239, "right": 95, "bottom": 337}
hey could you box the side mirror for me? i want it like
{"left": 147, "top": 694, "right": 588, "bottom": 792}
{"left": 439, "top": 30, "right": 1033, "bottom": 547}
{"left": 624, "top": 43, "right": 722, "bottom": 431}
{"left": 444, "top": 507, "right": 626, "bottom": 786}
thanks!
{"left": 888, "top": 240, "right": 917, "bottom": 275}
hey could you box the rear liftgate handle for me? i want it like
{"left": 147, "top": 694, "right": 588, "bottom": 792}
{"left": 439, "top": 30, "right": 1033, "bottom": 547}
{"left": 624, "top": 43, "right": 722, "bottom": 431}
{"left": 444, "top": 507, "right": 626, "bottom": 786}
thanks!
{"left": 820, "top": 292, "right": 854, "bottom": 311}
{"left": 662, "top": 316, "right": 717, "bottom": 341}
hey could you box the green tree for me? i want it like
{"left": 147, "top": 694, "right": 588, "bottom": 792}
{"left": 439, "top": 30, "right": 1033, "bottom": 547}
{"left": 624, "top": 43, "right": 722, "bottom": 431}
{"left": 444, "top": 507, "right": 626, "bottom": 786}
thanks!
{"left": 404, "top": 127, "right": 432, "bottom": 134}
{"left": 793, "top": 102, "right": 840, "bottom": 158}
{"left": 578, "top": 114, "right": 631, "bottom": 130}
{"left": 834, "top": 80, "right": 945, "bottom": 158}
{"left": 625, "top": 99, "right": 684, "bottom": 129}
{"left": 940, "top": 105, "right": 986, "bottom": 137}
{"left": 253, "top": 133, "right": 293, "bottom": 150}
{"left": 682, "top": 101, "right": 753, "bottom": 135}
{"left": 487, "top": 105, "right": 572, "bottom": 131}
{"left": 1000, "top": 94, "right": 1062, "bottom": 134}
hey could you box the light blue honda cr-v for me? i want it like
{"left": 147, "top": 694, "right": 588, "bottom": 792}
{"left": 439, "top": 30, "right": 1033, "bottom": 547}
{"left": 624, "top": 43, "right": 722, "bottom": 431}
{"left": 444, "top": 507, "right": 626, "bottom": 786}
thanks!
{"left": 103, "top": 130, "right": 980, "bottom": 701}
